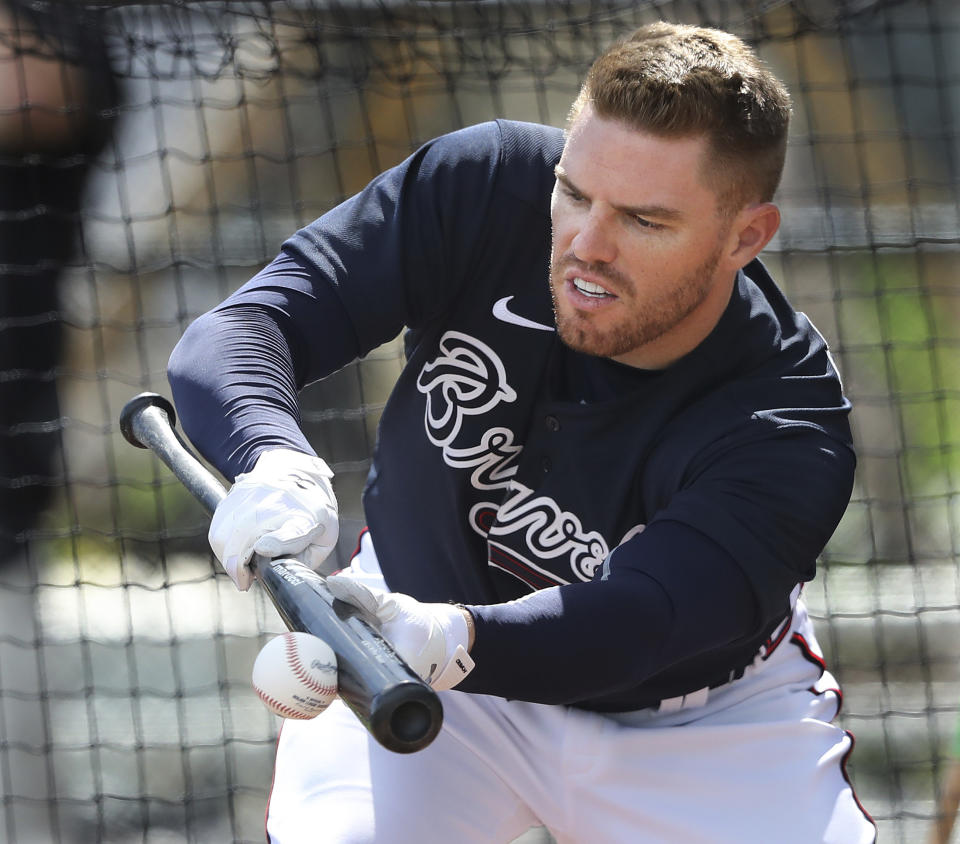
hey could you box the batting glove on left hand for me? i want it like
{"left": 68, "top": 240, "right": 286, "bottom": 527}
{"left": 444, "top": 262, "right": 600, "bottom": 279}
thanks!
{"left": 325, "top": 575, "right": 475, "bottom": 690}
{"left": 209, "top": 448, "right": 339, "bottom": 591}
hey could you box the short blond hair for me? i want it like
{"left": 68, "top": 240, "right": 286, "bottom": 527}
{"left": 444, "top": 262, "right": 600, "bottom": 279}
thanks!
{"left": 571, "top": 22, "right": 791, "bottom": 213}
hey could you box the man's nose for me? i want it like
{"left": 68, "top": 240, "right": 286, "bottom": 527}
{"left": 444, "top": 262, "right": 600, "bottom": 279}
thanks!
{"left": 571, "top": 210, "right": 616, "bottom": 265}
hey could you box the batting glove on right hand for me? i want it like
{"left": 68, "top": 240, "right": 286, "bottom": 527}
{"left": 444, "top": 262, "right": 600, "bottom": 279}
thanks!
{"left": 209, "top": 448, "right": 339, "bottom": 591}
{"left": 325, "top": 575, "right": 475, "bottom": 691}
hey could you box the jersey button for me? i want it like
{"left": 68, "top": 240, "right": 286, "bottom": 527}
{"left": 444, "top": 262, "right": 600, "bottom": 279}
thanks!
{"left": 541, "top": 456, "right": 552, "bottom": 473}
{"left": 545, "top": 415, "right": 561, "bottom": 432}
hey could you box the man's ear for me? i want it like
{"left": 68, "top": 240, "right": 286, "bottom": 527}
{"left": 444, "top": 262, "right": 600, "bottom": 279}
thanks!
{"left": 726, "top": 202, "right": 781, "bottom": 267}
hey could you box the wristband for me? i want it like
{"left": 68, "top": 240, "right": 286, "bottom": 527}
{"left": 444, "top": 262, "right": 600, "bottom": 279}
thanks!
{"left": 457, "top": 604, "right": 476, "bottom": 650}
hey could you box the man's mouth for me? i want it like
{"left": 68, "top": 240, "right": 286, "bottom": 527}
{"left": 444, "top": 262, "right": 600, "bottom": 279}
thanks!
{"left": 572, "top": 277, "right": 616, "bottom": 299}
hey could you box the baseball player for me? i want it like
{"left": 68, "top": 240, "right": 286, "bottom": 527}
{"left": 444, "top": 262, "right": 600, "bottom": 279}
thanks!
{"left": 168, "top": 22, "right": 876, "bottom": 843}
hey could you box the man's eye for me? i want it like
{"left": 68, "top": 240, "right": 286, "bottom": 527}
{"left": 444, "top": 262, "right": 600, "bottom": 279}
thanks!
{"left": 564, "top": 186, "right": 585, "bottom": 203}
{"left": 632, "top": 215, "right": 662, "bottom": 230}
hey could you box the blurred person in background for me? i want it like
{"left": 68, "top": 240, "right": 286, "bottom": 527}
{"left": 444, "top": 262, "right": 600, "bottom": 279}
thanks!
{"left": 0, "top": 0, "right": 117, "bottom": 563}
{"left": 0, "top": 4, "right": 117, "bottom": 840}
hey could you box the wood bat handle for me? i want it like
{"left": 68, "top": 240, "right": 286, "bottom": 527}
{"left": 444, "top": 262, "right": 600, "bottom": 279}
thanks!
{"left": 119, "top": 392, "right": 443, "bottom": 753}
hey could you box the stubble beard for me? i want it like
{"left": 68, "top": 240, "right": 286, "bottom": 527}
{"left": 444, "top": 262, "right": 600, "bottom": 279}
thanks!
{"left": 549, "top": 245, "right": 723, "bottom": 361}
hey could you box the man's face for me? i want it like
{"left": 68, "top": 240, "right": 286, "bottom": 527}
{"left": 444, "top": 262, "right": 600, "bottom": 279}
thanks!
{"left": 549, "top": 105, "right": 738, "bottom": 369}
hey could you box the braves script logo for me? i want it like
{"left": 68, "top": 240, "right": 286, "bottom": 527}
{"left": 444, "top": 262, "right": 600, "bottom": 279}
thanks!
{"left": 418, "top": 330, "right": 619, "bottom": 584}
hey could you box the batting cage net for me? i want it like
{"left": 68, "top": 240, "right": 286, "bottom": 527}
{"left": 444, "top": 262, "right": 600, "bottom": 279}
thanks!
{"left": 0, "top": 0, "right": 956, "bottom": 841}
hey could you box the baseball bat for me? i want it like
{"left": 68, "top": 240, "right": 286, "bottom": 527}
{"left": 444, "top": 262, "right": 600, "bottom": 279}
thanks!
{"left": 119, "top": 392, "right": 443, "bottom": 754}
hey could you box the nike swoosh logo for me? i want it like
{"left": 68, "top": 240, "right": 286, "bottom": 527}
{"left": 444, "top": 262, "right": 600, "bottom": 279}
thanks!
{"left": 492, "top": 296, "right": 555, "bottom": 332}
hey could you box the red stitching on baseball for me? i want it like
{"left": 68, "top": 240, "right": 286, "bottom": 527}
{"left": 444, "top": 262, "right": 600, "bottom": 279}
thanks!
{"left": 255, "top": 687, "right": 323, "bottom": 720}
{"left": 284, "top": 633, "right": 337, "bottom": 696}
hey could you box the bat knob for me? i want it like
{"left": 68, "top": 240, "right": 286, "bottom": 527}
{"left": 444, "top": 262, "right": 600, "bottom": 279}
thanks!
{"left": 119, "top": 392, "right": 177, "bottom": 448}
{"left": 367, "top": 681, "right": 444, "bottom": 754}
{"left": 389, "top": 697, "right": 442, "bottom": 748}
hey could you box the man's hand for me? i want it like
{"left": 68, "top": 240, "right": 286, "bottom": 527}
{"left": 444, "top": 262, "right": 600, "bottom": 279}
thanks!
{"left": 209, "top": 448, "right": 339, "bottom": 591}
{"left": 325, "top": 575, "right": 475, "bottom": 690}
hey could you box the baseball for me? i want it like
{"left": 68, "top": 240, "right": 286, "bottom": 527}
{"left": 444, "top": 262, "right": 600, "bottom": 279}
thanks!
{"left": 252, "top": 632, "right": 338, "bottom": 720}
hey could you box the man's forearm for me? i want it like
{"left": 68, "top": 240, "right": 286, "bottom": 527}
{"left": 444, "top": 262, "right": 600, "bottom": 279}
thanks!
{"left": 167, "top": 305, "right": 312, "bottom": 480}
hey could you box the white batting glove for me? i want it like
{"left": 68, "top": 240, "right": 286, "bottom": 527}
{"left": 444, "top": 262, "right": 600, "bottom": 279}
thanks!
{"left": 209, "top": 448, "right": 339, "bottom": 591}
{"left": 325, "top": 575, "right": 475, "bottom": 690}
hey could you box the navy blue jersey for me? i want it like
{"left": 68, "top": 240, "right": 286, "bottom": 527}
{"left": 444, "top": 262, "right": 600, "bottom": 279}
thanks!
{"left": 169, "top": 120, "right": 855, "bottom": 711}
